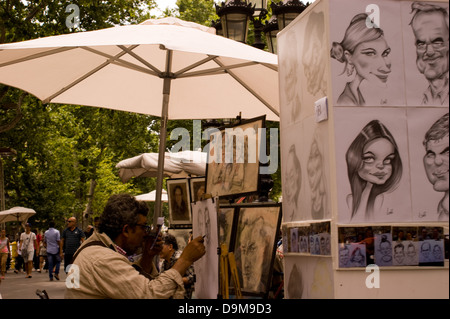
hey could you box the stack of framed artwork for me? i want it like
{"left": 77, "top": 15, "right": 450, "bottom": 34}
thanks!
{"left": 278, "top": 0, "right": 448, "bottom": 299}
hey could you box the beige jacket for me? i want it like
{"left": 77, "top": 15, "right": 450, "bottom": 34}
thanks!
{"left": 64, "top": 231, "right": 185, "bottom": 299}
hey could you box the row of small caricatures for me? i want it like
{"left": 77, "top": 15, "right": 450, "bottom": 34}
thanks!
{"left": 282, "top": 221, "right": 331, "bottom": 256}
{"left": 338, "top": 226, "right": 448, "bottom": 268}
{"left": 279, "top": 0, "right": 448, "bottom": 130}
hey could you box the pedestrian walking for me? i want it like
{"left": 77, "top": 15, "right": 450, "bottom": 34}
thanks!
{"left": 19, "top": 223, "right": 38, "bottom": 278}
{"left": 44, "top": 221, "right": 61, "bottom": 281}
{"left": 0, "top": 230, "right": 11, "bottom": 280}
{"left": 60, "top": 217, "right": 85, "bottom": 272}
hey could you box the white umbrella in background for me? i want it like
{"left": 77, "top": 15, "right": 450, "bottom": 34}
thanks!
{"left": 135, "top": 189, "right": 168, "bottom": 202}
{"left": 0, "top": 206, "right": 36, "bottom": 223}
{"left": 116, "top": 150, "right": 207, "bottom": 183}
{"left": 0, "top": 17, "right": 279, "bottom": 224}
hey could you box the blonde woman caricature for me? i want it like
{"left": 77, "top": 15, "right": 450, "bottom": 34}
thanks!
{"left": 331, "top": 13, "right": 392, "bottom": 106}
{"left": 346, "top": 120, "right": 403, "bottom": 222}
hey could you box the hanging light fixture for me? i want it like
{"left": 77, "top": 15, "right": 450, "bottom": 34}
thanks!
{"left": 216, "top": 0, "right": 254, "bottom": 43}
{"left": 271, "top": 0, "right": 308, "bottom": 30}
{"left": 263, "top": 15, "right": 279, "bottom": 54}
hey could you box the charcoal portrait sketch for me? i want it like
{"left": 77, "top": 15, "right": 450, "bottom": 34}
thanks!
{"left": 345, "top": 120, "right": 403, "bottom": 222}
{"left": 409, "top": 2, "right": 449, "bottom": 106}
{"left": 422, "top": 113, "right": 449, "bottom": 221}
{"left": 331, "top": 13, "right": 392, "bottom": 106}
{"left": 284, "top": 144, "right": 302, "bottom": 221}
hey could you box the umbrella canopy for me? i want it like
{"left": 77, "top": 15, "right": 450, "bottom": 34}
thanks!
{"left": 0, "top": 206, "right": 36, "bottom": 223}
{"left": 0, "top": 17, "right": 279, "bottom": 121}
{"left": 0, "top": 17, "right": 279, "bottom": 224}
{"left": 116, "top": 150, "right": 206, "bottom": 182}
{"left": 135, "top": 189, "right": 168, "bottom": 202}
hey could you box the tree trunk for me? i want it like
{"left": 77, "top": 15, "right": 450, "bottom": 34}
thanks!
{"left": 82, "top": 179, "right": 97, "bottom": 230}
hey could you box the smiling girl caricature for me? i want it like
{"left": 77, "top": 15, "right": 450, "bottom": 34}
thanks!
{"left": 346, "top": 120, "right": 403, "bottom": 222}
{"left": 331, "top": 13, "right": 392, "bottom": 106}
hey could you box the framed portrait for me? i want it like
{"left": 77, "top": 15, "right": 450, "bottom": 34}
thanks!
{"left": 218, "top": 205, "right": 237, "bottom": 252}
{"left": 232, "top": 202, "right": 282, "bottom": 297}
{"left": 189, "top": 177, "right": 206, "bottom": 203}
{"left": 205, "top": 115, "right": 265, "bottom": 199}
{"left": 167, "top": 178, "right": 192, "bottom": 226}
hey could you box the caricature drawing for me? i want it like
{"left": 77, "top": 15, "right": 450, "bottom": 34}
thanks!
{"left": 405, "top": 241, "right": 419, "bottom": 266}
{"left": 302, "top": 10, "right": 327, "bottom": 98}
{"left": 331, "top": 13, "right": 392, "bottom": 106}
{"left": 423, "top": 113, "right": 449, "bottom": 221}
{"left": 290, "top": 228, "right": 299, "bottom": 252}
{"left": 339, "top": 245, "right": 351, "bottom": 268}
{"left": 284, "top": 144, "right": 302, "bottom": 221}
{"left": 393, "top": 242, "right": 406, "bottom": 265}
{"left": 346, "top": 120, "right": 403, "bottom": 222}
{"left": 287, "top": 263, "right": 303, "bottom": 299}
{"left": 281, "top": 31, "right": 302, "bottom": 124}
{"left": 307, "top": 131, "right": 328, "bottom": 219}
{"left": 350, "top": 245, "right": 366, "bottom": 267}
{"left": 410, "top": 2, "right": 449, "bottom": 106}
{"left": 375, "top": 234, "right": 393, "bottom": 266}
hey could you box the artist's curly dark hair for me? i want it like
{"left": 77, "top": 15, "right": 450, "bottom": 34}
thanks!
{"left": 98, "top": 193, "right": 149, "bottom": 240}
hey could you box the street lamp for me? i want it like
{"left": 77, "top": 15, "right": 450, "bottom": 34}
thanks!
{"left": 263, "top": 15, "right": 279, "bottom": 54}
{"left": 216, "top": 0, "right": 254, "bottom": 43}
{"left": 271, "top": 0, "right": 307, "bottom": 30}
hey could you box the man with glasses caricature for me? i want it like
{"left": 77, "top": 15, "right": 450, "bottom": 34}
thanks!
{"left": 410, "top": 2, "right": 449, "bottom": 106}
{"left": 60, "top": 217, "right": 85, "bottom": 274}
{"left": 65, "top": 193, "right": 205, "bottom": 299}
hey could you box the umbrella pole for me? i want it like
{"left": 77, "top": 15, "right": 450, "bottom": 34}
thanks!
{"left": 154, "top": 49, "right": 173, "bottom": 226}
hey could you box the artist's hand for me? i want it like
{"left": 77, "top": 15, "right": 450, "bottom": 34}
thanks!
{"left": 179, "top": 236, "right": 206, "bottom": 263}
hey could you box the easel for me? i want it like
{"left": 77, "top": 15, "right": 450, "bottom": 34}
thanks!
{"left": 219, "top": 243, "right": 242, "bottom": 299}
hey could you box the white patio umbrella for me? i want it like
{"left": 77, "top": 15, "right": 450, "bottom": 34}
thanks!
{"left": 135, "top": 189, "right": 168, "bottom": 202}
{"left": 0, "top": 17, "right": 279, "bottom": 224}
{"left": 0, "top": 206, "right": 36, "bottom": 223}
{"left": 116, "top": 150, "right": 206, "bottom": 182}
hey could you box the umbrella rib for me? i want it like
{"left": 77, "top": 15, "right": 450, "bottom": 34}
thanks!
{"left": 176, "top": 61, "right": 258, "bottom": 78}
{"left": 42, "top": 47, "right": 133, "bottom": 104}
{"left": 117, "top": 45, "right": 163, "bottom": 75}
{"left": 213, "top": 58, "right": 280, "bottom": 117}
{"left": 81, "top": 47, "right": 159, "bottom": 77}
{"left": 173, "top": 55, "right": 218, "bottom": 77}
{"left": 0, "top": 47, "right": 75, "bottom": 68}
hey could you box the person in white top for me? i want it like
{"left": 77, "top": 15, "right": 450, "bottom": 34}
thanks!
{"left": 19, "top": 223, "right": 38, "bottom": 278}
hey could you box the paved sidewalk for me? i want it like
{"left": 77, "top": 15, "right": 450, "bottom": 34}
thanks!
{"left": 0, "top": 268, "right": 67, "bottom": 299}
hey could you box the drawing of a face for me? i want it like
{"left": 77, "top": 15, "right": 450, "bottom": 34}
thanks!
{"left": 339, "top": 247, "right": 350, "bottom": 266}
{"left": 380, "top": 240, "right": 392, "bottom": 260}
{"left": 394, "top": 244, "right": 405, "bottom": 264}
{"left": 433, "top": 244, "right": 443, "bottom": 260}
{"left": 174, "top": 187, "right": 183, "bottom": 206}
{"left": 424, "top": 134, "right": 449, "bottom": 192}
{"left": 406, "top": 243, "right": 416, "bottom": 259}
{"left": 358, "top": 138, "right": 395, "bottom": 185}
{"left": 308, "top": 137, "right": 326, "bottom": 219}
{"left": 421, "top": 242, "right": 431, "bottom": 261}
{"left": 285, "top": 145, "right": 301, "bottom": 208}
{"left": 412, "top": 11, "right": 449, "bottom": 81}
{"left": 346, "top": 37, "right": 391, "bottom": 85}
{"left": 239, "top": 222, "right": 265, "bottom": 291}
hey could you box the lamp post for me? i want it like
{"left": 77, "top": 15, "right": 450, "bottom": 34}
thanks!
{"left": 215, "top": 0, "right": 254, "bottom": 43}
{"left": 214, "top": 0, "right": 308, "bottom": 53}
{"left": 271, "top": 0, "right": 307, "bottom": 30}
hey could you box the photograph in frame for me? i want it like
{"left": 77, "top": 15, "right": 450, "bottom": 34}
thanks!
{"left": 167, "top": 178, "right": 192, "bottom": 226}
{"left": 205, "top": 116, "right": 265, "bottom": 198}
{"left": 233, "top": 203, "right": 282, "bottom": 296}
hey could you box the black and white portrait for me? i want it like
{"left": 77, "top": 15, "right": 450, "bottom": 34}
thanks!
{"left": 290, "top": 227, "right": 299, "bottom": 253}
{"left": 330, "top": 0, "right": 406, "bottom": 107}
{"left": 234, "top": 206, "right": 281, "bottom": 294}
{"left": 402, "top": 1, "right": 449, "bottom": 106}
{"left": 335, "top": 108, "right": 412, "bottom": 223}
{"left": 167, "top": 178, "right": 192, "bottom": 225}
{"left": 375, "top": 233, "right": 393, "bottom": 267}
{"left": 192, "top": 198, "right": 218, "bottom": 299}
{"left": 409, "top": 109, "right": 449, "bottom": 221}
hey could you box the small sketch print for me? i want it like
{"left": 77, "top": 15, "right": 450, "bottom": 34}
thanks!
{"left": 375, "top": 233, "right": 393, "bottom": 267}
